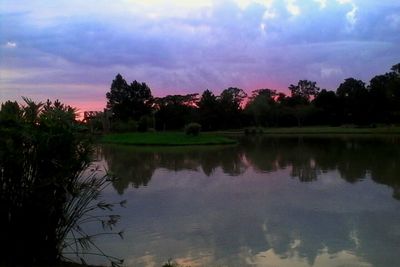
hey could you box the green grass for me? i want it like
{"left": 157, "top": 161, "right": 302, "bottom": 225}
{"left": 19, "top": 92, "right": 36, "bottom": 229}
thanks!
{"left": 219, "top": 126, "right": 400, "bottom": 135}
{"left": 262, "top": 126, "right": 400, "bottom": 134}
{"left": 101, "top": 132, "right": 237, "bottom": 146}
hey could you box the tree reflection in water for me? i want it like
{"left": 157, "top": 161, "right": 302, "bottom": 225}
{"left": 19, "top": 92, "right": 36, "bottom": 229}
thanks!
{"left": 102, "top": 145, "right": 248, "bottom": 194}
{"left": 102, "top": 136, "right": 400, "bottom": 200}
{"left": 95, "top": 136, "right": 400, "bottom": 267}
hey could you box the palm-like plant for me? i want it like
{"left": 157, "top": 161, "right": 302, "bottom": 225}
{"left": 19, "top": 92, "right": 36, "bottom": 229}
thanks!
{"left": 0, "top": 98, "right": 124, "bottom": 266}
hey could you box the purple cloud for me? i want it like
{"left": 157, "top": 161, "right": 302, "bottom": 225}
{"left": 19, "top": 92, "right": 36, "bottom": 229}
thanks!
{"left": 1, "top": 0, "right": 399, "bottom": 111}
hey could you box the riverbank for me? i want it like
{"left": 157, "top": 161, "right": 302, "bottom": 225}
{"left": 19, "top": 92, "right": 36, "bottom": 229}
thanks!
{"left": 219, "top": 126, "right": 400, "bottom": 135}
{"left": 101, "top": 132, "right": 237, "bottom": 146}
{"left": 100, "top": 126, "right": 400, "bottom": 146}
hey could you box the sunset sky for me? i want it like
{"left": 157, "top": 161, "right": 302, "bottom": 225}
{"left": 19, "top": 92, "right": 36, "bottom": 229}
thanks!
{"left": 1, "top": 0, "right": 399, "bottom": 112}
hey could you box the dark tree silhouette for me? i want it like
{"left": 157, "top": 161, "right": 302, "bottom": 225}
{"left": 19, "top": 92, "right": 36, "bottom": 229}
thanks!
{"left": 218, "top": 87, "right": 247, "bottom": 129}
{"left": 313, "top": 89, "right": 339, "bottom": 125}
{"left": 198, "top": 89, "right": 219, "bottom": 130}
{"left": 336, "top": 78, "right": 369, "bottom": 124}
{"left": 289, "top": 80, "right": 320, "bottom": 103}
{"left": 369, "top": 65, "right": 400, "bottom": 123}
{"left": 103, "top": 63, "right": 400, "bottom": 130}
{"left": 154, "top": 94, "right": 199, "bottom": 130}
{"left": 106, "top": 74, "right": 153, "bottom": 121}
{"left": 245, "top": 89, "right": 277, "bottom": 126}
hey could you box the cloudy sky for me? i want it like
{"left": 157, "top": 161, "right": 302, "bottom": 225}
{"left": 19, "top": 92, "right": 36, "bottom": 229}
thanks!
{"left": 1, "top": 0, "right": 399, "bottom": 111}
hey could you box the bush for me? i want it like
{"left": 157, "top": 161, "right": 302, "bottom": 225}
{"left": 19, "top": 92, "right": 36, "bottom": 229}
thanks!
{"left": 138, "top": 115, "right": 154, "bottom": 132}
{"left": 0, "top": 99, "right": 123, "bottom": 266}
{"left": 184, "top": 122, "right": 201, "bottom": 136}
{"left": 244, "top": 127, "right": 264, "bottom": 135}
{"left": 112, "top": 119, "right": 138, "bottom": 132}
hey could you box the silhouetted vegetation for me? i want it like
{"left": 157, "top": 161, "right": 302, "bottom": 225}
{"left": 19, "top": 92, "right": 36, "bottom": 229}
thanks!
{"left": 184, "top": 122, "right": 201, "bottom": 136}
{"left": 0, "top": 99, "right": 123, "bottom": 266}
{"left": 104, "top": 63, "right": 400, "bottom": 131}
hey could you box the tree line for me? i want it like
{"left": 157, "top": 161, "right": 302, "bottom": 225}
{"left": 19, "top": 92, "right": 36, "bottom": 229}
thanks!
{"left": 99, "top": 63, "right": 400, "bottom": 131}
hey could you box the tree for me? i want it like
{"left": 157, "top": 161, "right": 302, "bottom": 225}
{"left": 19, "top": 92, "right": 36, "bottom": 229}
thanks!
{"left": 369, "top": 63, "right": 400, "bottom": 123}
{"left": 245, "top": 89, "right": 277, "bottom": 126}
{"left": 219, "top": 87, "right": 247, "bottom": 110}
{"left": 391, "top": 63, "right": 400, "bottom": 75}
{"left": 336, "top": 78, "right": 370, "bottom": 124}
{"left": 106, "top": 74, "right": 129, "bottom": 120}
{"left": 218, "top": 87, "right": 247, "bottom": 129}
{"left": 0, "top": 100, "right": 21, "bottom": 124}
{"left": 198, "top": 89, "right": 219, "bottom": 131}
{"left": 313, "top": 89, "right": 339, "bottom": 125}
{"left": 106, "top": 74, "right": 153, "bottom": 121}
{"left": 286, "top": 81, "right": 320, "bottom": 126}
{"left": 289, "top": 80, "right": 320, "bottom": 103}
{"left": 128, "top": 80, "right": 154, "bottom": 120}
{"left": 154, "top": 94, "right": 199, "bottom": 130}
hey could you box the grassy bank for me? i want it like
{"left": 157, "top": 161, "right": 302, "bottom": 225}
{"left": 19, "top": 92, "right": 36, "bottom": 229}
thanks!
{"left": 220, "top": 126, "right": 400, "bottom": 135}
{"left": 101, "top": 132, "right": 237, "bottom": 146}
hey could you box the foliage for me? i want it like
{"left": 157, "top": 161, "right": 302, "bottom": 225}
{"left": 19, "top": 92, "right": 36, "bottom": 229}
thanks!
{"left": 83, "top": 111, "right": 108, "bottom": 133}
{"left": 0, "top": 98, "right": 123, "bottom": 266}
{"left": 106, "top": 74, "right": 153, "bottom": 121}
{"left": 154, "top": 94, "right": 199, "bottom": 131}
{"left": 289, "top": 80, "right": 320, "bottom": 102}
{"left": 336, "top": 78, "right": 370, "bottom": 125}
{"left": 112, "top": 119, "right": 138, "bottom": 133}
{"left": 138, "top": 115, "right": 154, "bottom": 132}
{"left": 198, "top": 89, "right": 219, "bottom": 131}
{"left": 104, "top": 63, "right": 400, "bottom": 131}
{"left": 244, "top": 89, "right": 277, "bottom": 126}
{"left": 218, "top": 87, "right": 247, "bottom": 129}
{"left": 184, "top": 122, "right": 201, "bottom": 136}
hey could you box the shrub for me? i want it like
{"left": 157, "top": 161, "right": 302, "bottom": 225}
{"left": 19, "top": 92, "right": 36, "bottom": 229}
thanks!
{"left": 244, "top": 127, "right": 264, "bottom": 135}
{"left": 112, "top": 119, "right": 138, "bottom": 132}
{"left": 184, "top": 122, "right": 201, "bottom": 136}
{"left": 0, "top": 99, "right": 123, "bottom": 266}
{"left": 138, "top": 115, "right": 154, "bottom": 132}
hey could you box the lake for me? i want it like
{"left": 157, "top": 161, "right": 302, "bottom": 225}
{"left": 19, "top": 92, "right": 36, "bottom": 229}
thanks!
{"left": 84, "top": 136, "right": 400, "bottom": 267}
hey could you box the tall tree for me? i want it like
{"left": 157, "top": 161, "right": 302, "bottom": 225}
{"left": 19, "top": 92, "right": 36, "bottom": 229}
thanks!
{"left": 106, "top": 74, "right": 153, "bottom": 121}
{"left": 245, "top": 89, "right": 277, "bottom": 126}
{"left": 198, "top": 89, "right": 219, "bottom": 131}
{"left": 336, "top": 78, "right": 369, "bottom": 124}
{"left": 154, "top": 94, "right": 199, "bottom": 130}
{"left": 286, "top": 81, "right": 320, "bottom": 126}
{"left": 289, "top": 80, "right": 320, "bottom": 103}
{"left": 218, "top": 87, "right": 247, "bottom": 129}
{"left": 369, "top": 63, "right": 400, "bottom": 123}
{"left": 106, "top": 74, "right": 129, "bottom": 120}
{"left": 313, "top": 89, "right": 339, "bottom": 125}
{"left": 128, "top": 80, "right": 154, "bottom": 120}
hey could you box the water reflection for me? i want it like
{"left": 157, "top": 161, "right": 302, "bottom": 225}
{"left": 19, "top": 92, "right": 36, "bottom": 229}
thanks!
{"left": 103, "top": 136, "right": 400, "bottom": 200}
{"left": 96, "top": 136, "right": 400, "bottom": 267}
{"left": 102, "top": 145, "right": 248, "bottom": 194}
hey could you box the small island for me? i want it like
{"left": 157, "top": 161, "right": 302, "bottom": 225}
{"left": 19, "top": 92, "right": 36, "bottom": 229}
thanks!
{"left": 101, "top": 132, "right": 236, "bottom": 146}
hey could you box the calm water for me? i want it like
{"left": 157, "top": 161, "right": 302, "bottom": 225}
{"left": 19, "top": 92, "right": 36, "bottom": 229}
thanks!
{"left": 87, "top": 136, "right": 400, "bottom": 267}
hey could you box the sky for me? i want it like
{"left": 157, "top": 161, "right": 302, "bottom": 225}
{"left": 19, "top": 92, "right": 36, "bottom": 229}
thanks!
{"left": 1, "top": 0, "right": 400, "bottom": 112}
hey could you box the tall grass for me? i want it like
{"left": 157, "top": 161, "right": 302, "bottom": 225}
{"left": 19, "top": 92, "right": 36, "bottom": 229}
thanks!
{"left": 0, "top": 99, "right": 123, "bottom": 266}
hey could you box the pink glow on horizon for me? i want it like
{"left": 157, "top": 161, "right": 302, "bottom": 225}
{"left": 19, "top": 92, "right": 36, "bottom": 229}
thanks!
{"left": 65, "top": 79, "right": 290, "bottom": 116}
